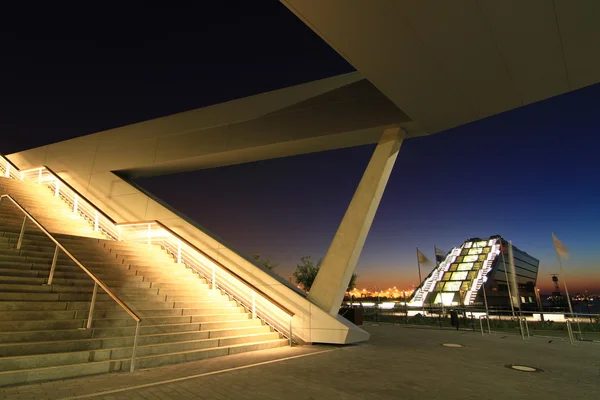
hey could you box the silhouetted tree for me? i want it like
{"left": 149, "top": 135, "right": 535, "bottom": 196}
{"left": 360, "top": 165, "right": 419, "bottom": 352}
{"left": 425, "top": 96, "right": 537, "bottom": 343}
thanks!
{"left": 251, "top": 253, "right": 277, "bottom": 271}
{"left": 347, "top": 272, "right": 358, "bottom": 291}
{"left": 293, "top": 256, "right": 322, "bottom": 291}
{"left": 293, "top": 255, "right": 358, "bottom": 292}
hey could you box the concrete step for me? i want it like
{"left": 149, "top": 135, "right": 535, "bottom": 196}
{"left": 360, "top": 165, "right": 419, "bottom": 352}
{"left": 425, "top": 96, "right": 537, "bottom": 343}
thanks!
{"left": 0, "top": 268, "right": 145, "bottom": 283}
{"left": 0, "top": 239, "right": 102, "bottom": 253}
{"left": 90, "top": 306, "right": 245, "bottom": 320}
{"left": 0, "top": 309, "right": 78, "bottom": 321}
{"left": 0, "top": 327, "right": 276, "bottom": 358}
{"left": 91, "top": 319, "right": 264, "bottom": 338}
{"left": 0, "top": 275, "right": 152, "bottom": 288}
{"left": 0, "top": 210, "right": 77, "bottom": 220}
{"left": 134, "top": 339, "right": 287, "bottom": 370}
{"left": 91, "top": 312, "right": 252, "bottom": 328}
{"left": 0, "top": 282, "right": 152, "bottom": 294}
{"left": 0, "top": 331, "right": 280, "bottom": 365}
{"left": 0, "top": 231, "right": 101, "bottom": 245}
{"left": 0, "top": 244, "right": 119, "bottom": 261}
{"left": 116, "top": 332, "right": 282, "bottom": 359}
{"left": 0, "top": 339, "right": 287, "bottom": 387}
{"left": 0, "top": 178, "right": 287, "bottom": 386}
{"left": 0, "top": 268, "right": 202, "bottom": 286}
{"left": 0, "top": 319, "right": 86, "bottom": 332}
{"left": 0, "top": 320, "right": 265, "bottom": 345}
{"left": 0, "top": 327, "right": 95, "bottom": 343}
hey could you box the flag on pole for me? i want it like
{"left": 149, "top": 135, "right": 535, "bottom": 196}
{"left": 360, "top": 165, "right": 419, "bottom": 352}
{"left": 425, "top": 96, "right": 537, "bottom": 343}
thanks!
{"left": 434, "top": 247, "right": 446, "bottom": 264}
{"left": 552, "top": 233, "right": 569, "bottom": 259}
{"left": 416, "top": 249, "right": 430, "bottom": 265}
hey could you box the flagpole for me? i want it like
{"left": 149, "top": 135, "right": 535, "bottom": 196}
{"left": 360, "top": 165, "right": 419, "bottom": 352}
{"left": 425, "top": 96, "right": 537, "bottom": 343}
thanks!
{"left": 507, "top": 240, "right": 522, "bottom": 317}
{"left": 552, "top": 232, "right": 578, "bottom": 336}
{"left": 416, "top": 247, "right": 423, "bottom": 284}
{"left": 416, "top": 247, "right": 425, "bottom": 316}
{"left": 433, "top": 245, "right": 439, "bottom": 316}
{"left": 500, "top": 241, "right": 516, "bottom": 318}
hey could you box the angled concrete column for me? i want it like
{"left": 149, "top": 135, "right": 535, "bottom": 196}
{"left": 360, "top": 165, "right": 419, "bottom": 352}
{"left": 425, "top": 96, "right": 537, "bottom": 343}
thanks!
{"left": 308, "top": 127, "right": 405, "bottom": 315}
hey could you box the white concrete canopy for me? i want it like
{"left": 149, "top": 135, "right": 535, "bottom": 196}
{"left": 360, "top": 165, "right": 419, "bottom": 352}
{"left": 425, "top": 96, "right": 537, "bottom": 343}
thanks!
{"left": 281, "top": 0, "right": 600, "bottom": 134}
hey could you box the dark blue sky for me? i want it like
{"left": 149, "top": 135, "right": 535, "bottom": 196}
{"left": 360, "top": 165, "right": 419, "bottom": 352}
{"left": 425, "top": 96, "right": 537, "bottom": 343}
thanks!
{"left": 137, "top": 83, "right": 600, "bottom": 293}
{"left": 1, "top": 2, "right": 599, "bottom": 292}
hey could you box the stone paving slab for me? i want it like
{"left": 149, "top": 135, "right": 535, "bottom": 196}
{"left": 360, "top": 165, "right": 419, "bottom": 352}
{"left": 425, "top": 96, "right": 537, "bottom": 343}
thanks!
{"left": 1, "top": 323, "right": 599, "bottom": 399}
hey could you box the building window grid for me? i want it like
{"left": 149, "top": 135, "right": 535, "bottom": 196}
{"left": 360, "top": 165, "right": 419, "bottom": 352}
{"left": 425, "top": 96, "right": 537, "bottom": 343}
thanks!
{"left": 423, "top": 239, "right": 537, "bottom": 307}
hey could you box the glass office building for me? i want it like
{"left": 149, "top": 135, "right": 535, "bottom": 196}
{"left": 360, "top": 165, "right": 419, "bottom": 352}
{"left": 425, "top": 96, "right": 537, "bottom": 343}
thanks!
{"left": 409, "top": 235, "right": 539, "bottom": 309}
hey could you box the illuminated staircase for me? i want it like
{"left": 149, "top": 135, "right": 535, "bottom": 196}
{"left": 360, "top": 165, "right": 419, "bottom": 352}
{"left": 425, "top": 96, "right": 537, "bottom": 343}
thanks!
{"left": 408, "top": 239, "right": 502, "bottom": 308}
{"left": 409, "top": 261, "right": 448, "bottom": 306}
{"left": 0, "top": 176, "right": 287, "bottom": 386}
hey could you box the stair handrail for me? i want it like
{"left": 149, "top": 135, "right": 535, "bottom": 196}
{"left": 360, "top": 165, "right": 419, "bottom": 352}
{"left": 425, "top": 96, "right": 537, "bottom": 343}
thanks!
{"left": 0, "top": 156, "right": 21, "bottom": 180}
{"left": 0, "top": 193, "right": 143, "bottom": 372}
{"left": 119, "top": 220, "right": 295, "bottom": 317}
{"left": 43, "top": 165, "right": 117, "bottom": 224}
{"left": 116, "top": 220, "right": 296, "bottom": 344}
{"left": 0, "top": 157, "right": 296, "bottom": 343}
{"left": 17, "top": 165, "right": 120, "bottom": 241}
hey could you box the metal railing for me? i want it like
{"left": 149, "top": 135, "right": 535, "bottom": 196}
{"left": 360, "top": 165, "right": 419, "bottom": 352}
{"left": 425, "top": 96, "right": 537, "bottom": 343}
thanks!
{"left": 117, "top": 221, "right": 295, "bottom": 344}
{"left": 0, "top": 156, "right": 296, "bottom": 344}
{"left": 518, "top": 317, "right": 530, "bottom": 340}
{"left": 566, "top": 320, "right": 575, "bottom": 344}
{"left": 0, "top": 156, "right": 21, "bottom": 181}
{"left": 363, "top": 303, "right": 599, "bottom": 342}
{"left": 479, "top": 315, "right": 491, "bottom": 335}
{"left": 0, "top": 194, "right": 142, "bottom": 371}
{"left": 18, "top": 166, "right": 120, "bottom": 241}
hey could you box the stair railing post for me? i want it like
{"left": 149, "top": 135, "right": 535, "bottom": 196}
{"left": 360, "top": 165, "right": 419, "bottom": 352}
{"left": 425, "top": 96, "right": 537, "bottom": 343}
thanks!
{"left": 177, "top": 241, "right": 182, "bottom": 264}
{"left": 73, "top": 194, "right": 78, "bottom": 213}
{"left": 130, "top": 320, "right": 141, "bottom": 372}
{"left": 5, "top": 164, "right": 9, "bottom": 178}
{"left": 566, "top": 320, "right": 574, "bottom": 344}
{"left": 54, "top": 180, "right": 60, "bottom": 197}
{"left": 94, "top": 211, "right": 99, "bottom": 232}
{"left": 47, "top": 245, "right": 60, "bottom": 285}
{"left": 17, "top": 215, "right": 27, "bottom": 250}
{"left": 37, "top": 168, "right": 42, "bottom": 184}
{"left": 518, "top": 318, "right": 525, "bottom": 340}
{"left": 211, "top": 265, "right": 216, "bottom": 290}
{"left": 289, "top": 316, "right": 293, "bottom": 346}
{"left": 86, "top": 282, "right": 98, "bottom": 329}
{"left": 251, "top": 290, "right": 256, "bottom": 319}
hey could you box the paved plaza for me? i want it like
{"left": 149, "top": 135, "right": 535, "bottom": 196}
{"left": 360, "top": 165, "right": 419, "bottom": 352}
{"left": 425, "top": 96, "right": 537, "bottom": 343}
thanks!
{"left": 1, "top": 323, "right": 598, "bottom": 400}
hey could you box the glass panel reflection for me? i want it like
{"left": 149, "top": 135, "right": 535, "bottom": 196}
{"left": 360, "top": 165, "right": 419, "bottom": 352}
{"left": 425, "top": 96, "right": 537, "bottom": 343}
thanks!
{"left": 451, "top": 271, "right": 468, "bottom": 280}
{"left": 457, "top": 263, "right": 473, "bottom": 271}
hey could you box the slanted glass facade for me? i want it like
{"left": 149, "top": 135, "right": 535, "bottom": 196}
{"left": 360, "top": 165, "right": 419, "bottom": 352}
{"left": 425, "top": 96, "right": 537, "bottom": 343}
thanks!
{"left": 409, "top": 236, "right": 539, "bottom": 309}
{"left": 482, "top": 243, "right": 540, "bottom": 308}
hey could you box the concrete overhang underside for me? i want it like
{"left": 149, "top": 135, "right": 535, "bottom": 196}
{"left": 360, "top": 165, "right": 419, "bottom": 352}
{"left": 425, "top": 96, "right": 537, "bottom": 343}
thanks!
{"left": 71, "top": 73, "right": 419, "bottom": 180}
{"left": 281, "top": 0, "right": 600, "bottom": 134}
